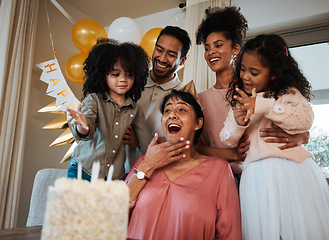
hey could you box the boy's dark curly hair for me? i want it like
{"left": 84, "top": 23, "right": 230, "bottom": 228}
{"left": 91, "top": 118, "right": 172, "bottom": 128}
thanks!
{"left": 196, "top": 6, "right": 248, "bottom": 47}
{"left": 156, "top": 26, "right": 191, "bottom": 59}
{"left": 82, "top": 38, "right": 150, "bottom": 102}
{"left": 227, "top": 34, "right": 312, "bottom": 107}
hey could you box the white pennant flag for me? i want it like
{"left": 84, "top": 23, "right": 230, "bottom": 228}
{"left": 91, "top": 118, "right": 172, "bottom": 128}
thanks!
{"left": 36, "top": 58, "right": 81, "bottom": 120}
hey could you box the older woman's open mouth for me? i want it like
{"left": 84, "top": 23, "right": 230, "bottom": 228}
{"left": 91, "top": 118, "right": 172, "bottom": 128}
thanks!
{"left": 168, "top": 123, "right": 181, "bottom": 134}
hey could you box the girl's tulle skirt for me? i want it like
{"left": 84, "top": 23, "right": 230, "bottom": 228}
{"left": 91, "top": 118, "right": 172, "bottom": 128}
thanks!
{"left": 240, "top": 157, "right": 329, "bottom": 240}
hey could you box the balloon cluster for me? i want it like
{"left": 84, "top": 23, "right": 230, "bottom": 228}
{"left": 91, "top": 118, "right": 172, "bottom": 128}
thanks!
{"left": 65, "top": 19, "right": 107, "bottom": 85}
{"left": 65, "top": 17, "right": 163, "bottom": 85}
{"left": 107, "top": 17, "right": 163, "bottom": 59}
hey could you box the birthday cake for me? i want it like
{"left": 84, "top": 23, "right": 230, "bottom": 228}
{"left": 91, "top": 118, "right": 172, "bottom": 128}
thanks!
{"left": 41, "top": 177, "right": 129, "bottom": 240}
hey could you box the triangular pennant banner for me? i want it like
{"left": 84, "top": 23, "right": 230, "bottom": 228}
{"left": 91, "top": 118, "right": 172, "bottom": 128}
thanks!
{"left": 36, "top": 58, "right": 81, "bottom": 120}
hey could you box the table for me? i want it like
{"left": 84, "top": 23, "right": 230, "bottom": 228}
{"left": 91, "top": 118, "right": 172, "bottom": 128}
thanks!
{"left": 0, "top": 226, "right": 42, "bottom": 240}
{"left": 0, "top": 226, "right": 136, "bottom": 240}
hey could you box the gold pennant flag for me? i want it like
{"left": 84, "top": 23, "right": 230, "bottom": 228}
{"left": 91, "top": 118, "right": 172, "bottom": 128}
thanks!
{"left": 49, "top": 128, "right": 74, "bottom": 147}
{"left": 42, "top": 114, "right": 69, "bottom": 129}
{"left": 60, "top": 141, "right": 77, "bottom": 163}
{"left": 38, "top": 101, "right": 65, "bottom": 114}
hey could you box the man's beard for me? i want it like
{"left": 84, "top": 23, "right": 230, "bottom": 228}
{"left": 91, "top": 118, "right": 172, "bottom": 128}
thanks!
{"left": 152, "top": 63, "right": 177, "bottom": 79}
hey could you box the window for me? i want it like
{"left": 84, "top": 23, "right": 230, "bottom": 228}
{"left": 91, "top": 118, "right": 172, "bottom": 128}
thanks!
{"left": 305, "top": 104, "right": 329, "bottom": 176}
{"left": 290, "top": 42, "right": 329, "bottom": 177}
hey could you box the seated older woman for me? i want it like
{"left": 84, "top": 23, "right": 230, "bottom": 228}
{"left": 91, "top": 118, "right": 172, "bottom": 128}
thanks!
{"left": 125, "top": 90, "right": 241, "bottom": 240}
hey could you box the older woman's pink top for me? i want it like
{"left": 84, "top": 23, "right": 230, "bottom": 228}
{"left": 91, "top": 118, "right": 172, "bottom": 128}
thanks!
{"left": 126, "top": 156, "right": 242, "bottom": 240}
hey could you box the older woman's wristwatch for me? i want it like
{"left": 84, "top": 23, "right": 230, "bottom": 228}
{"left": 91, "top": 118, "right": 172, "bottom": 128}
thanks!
{"left": 134, "top": 169, "right": 149, "bottom": 181}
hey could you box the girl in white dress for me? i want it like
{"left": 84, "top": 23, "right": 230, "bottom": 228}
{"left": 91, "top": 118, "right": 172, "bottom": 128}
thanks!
{"left": 220, "top": 34, "right": 329, "bottom": 240}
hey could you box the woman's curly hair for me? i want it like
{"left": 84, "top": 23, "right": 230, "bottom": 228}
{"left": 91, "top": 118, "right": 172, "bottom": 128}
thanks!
{"left": 82, "top": 38, "right": 150, "bottom": 102}
{"left": 227, "top": 34, "right": 312, "bottom": 107}
{"left": 196, "top": 6, "right": 248, "bottom": 46}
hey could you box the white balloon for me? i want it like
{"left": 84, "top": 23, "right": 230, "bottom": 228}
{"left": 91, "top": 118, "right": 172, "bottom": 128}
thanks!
{"left": 107, "top": 17, "right": 142, "bottom": 44}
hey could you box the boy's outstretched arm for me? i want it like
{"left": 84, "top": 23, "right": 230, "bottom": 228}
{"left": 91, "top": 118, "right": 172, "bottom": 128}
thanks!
{"left": 67, "top": 103, "right": 89, "bottom": 135}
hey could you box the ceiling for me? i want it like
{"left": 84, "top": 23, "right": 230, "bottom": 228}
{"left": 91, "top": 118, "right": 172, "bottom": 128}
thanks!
{"left": 58, "top": 0, "right": 184, "bottom": 26}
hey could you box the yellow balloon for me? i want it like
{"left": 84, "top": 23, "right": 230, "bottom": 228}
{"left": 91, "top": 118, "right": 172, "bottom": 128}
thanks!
{"left": 140, "top": 28, "right": 163, "bottom": 59}
{"left": 65, "top": 53, "right": 88, "bottom": 85}
{"left": 71, "top": 18, "right": 108, "bottom": 54}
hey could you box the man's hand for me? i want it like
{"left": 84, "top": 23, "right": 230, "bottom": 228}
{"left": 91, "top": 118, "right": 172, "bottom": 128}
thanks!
{"left": 123, "top": 126, "right": 140, "bottom": 148}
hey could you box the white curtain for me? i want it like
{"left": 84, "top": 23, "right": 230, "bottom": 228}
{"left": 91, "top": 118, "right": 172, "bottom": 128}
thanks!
{"left": 0, "top": 0, "right": 39, "bottom": 229}
{"left": 183, "top": 0, "right": 231, "bottom": 93}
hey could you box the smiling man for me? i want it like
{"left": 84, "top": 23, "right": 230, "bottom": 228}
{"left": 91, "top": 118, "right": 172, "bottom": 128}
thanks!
{"left": 124, "top": 26, "right": 191, "bottom": 169}
{"left": 138, "top": 26, "right": 191, "bottom": 138}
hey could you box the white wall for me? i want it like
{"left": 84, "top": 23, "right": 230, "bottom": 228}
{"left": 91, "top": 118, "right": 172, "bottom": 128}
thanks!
{"left": 233, "top": 0, "right": 329, "bottom": 33}
{"left": 17, "top": 0, "right": 329, "bottom": 227}
{"left": 134, "top": 0, "right": 329, "bottom": 39}
{"left": 134, "top": 8, "right": 186, "bottom": 35}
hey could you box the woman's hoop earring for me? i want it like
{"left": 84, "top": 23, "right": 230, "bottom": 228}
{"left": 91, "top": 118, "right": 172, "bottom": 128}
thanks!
{"left": 232, "top": 55, "right": 237, "bottom": 69}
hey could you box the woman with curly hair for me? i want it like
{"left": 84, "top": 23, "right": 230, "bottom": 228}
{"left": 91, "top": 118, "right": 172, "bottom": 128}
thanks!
{"left": 66, "top": 38, "right": 152, "bottom": 181}
{"left": 196, "top": 6, "right": 248, "bottom": 176}
{"left": 220, "top": 34, "right": 329, "bottom": 240}
{"left": 195, "top": 6, "right": 309, "bottom": 179}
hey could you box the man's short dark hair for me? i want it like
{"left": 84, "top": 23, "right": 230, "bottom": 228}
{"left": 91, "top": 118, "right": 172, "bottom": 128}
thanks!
{"left": 156, "top": 26, "right": 191, "bottom": 59}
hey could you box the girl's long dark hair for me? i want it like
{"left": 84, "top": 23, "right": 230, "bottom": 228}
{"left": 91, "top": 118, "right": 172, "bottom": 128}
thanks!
{"left": 82, "top": 38, "right": 150, "bottom": 102}
{"left": 227, "top": 34, "right": 312, "bottom": 107}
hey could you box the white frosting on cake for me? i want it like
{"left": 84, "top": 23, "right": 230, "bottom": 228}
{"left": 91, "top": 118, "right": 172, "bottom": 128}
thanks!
{"left": 41, "top": 178, "right": 129, "bottom": 240}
